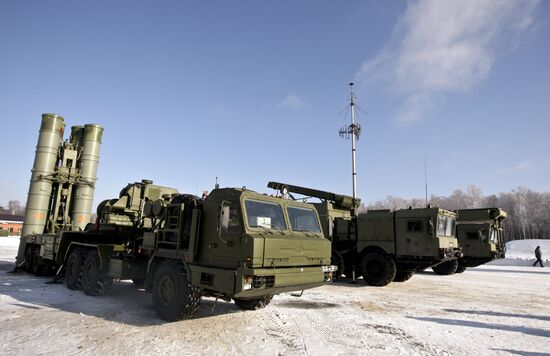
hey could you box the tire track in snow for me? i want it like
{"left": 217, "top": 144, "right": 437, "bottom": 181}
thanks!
{"left": 257, "top": 309, "right": 308, "bottom": 355}
{"left": 362, "top": 323, "right": 449, "bottom": 355}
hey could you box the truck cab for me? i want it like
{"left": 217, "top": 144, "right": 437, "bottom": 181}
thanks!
{"left": 454, "top": 208, "right": 507, "bottom": 273}
{"left": 168, "top": 188, "right": 334, "bottom": 301}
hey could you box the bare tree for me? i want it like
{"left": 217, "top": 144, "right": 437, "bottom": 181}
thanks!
{"left": 8, "top": 200, "right": 22, "bottom": 215}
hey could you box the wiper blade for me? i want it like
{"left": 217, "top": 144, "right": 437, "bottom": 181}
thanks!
{"left": 270, "top": 224, "right": 286, "bottom": 235}
{"left": 255, "top": 225, "right": 274, "bottom": 235}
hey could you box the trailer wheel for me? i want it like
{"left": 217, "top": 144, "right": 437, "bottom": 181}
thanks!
{"left": 65, "top": 249, "right": 83, "bottom": 290}
{"left": 455, "top": 264, "right": 467, "bottom": 274}
{"left": 81, "top": 250, "right": 113, "bottom": 296}
{"left": 393, "top": 270, "right": 415, "bottom": 282}
{"left": 331, "top": 251, "right": 345, "bottom": 280}
{"left": 360, "top": 252, "right": 396, "bottom": 286}
{"left": 152, "top": 262, "right": 201, "bottom": 321}
{"left": 233, "top": 295, "right": 273, "bottom": 310}
{"left": 432, "top": 260, "right": 459, "bottom": 275}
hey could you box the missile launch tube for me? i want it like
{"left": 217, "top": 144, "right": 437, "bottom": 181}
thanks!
{"left": 17, "top": 114, "right": 65, "bottom": 263}
{"left": 70, "top": 124, "right": 103, "bottom": 231}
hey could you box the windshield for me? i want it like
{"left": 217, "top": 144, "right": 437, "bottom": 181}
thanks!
{"left": 244, "top": 199, "right": 287, "bottom": 230}
{"left": 445, "top": 217, "right": 455, "bottom": 237}
{"left": 437, "top": 215, "right": 455, "bottom": 237}
{"left": 287, "top": 206, "right": 321, "bottom": 233}
{"left": 437, "top": 216, "right": 446, "bottom": 236}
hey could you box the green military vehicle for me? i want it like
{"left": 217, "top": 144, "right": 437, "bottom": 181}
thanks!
{"left": 17, "top": 114, "right": 336, "bottom": 321}
{"left": 268, "top": 182, "right": 462, "bottom": 286}
{"left": 432, "top": 208, "right": 507, "bottom": 274}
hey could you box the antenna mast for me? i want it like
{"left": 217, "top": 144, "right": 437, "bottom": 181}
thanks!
{"left": 424, "top": 158, "right": 428, "bottom": 207}
{"left": 339, "top": 83, "right": 362, "bottom": 209}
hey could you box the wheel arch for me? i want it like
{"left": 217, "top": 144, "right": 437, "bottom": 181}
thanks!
{"left": 146, "top": 255, "right": 190, "bottom": 292}
{"left": 358, "top": 245, "right": 394, "bottom": 263}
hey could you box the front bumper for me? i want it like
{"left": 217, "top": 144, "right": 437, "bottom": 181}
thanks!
{"left": 233, "top": 265, "right": 336, "bottom": 299}
{"left": 440, "top": 247, "right": 463, "bottom": 259}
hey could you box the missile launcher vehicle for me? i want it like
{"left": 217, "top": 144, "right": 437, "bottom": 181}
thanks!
{"left": 268, "top": 182, "right": 462, "bottom": 286}
{"left": 17, "top": 114, "right": 103, "bottom": 274}
{"left": 432, "top": 208, "right": 507, "bottom": 275}
{"left": 16, "top": 114, "right": 335, "bottom": 321}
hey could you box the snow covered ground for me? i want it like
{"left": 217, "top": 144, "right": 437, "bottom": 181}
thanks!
{"left": 489, "top": 239, "right": 550, "bottom": 267}
{"left": 0, "top": 237, "right": 549, "bottom": 355}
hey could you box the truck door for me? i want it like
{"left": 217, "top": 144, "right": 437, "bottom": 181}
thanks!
{"left": 208, "top": 200, "right": 242, "bottom": 268}
{"left": 395, "top": 217, "right": 427, "bottom": 256}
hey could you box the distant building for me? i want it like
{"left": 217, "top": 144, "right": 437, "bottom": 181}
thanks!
{"left": 0, "top": 214, "right": 24, "bottom": 236}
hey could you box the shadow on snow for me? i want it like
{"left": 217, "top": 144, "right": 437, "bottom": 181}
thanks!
{"left": 410, "top": 316, "right": 550, "bottom": 338}
{"left": 444, "top": 308, "right": 550, "bottom": 322}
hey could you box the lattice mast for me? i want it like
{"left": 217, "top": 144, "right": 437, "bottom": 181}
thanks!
{"left": 338, "top": 83, "right": 362, "bottom": 208}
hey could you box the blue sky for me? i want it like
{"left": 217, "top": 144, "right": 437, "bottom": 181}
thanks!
{"left": 0, "top": 0, "right": 549, "bottom": 209}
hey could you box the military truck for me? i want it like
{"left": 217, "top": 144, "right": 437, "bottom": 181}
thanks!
{"left": 268, "top": 182, "right": 462, "bottom": 286}
{"left": 432, "top": 208, "right": 507, "bottom": 275}
{"left": 17, "top": 114, "right": 336, "bottom": 321}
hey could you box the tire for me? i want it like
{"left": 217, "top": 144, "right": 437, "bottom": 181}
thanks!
{"left": 81, "top": 250, "right": 113, "bottom": 296}
{"left": 393, "top": 270, "right": 414, "bottom": 282}
{"left": 152, "top": 262, "right": 201, "bottom": 321}
{"left": 234, "top": 295, "right": 273, "bottom": 310}
{"left": 432, "top": 260, "right": 459, "bottom": 275}
{"left": 331, "top": 251, "right": 345, "bottom": 280}
{"left": 360, "top": 252, "right": 396, "bottom": 287}
{"left": 455, "top": 264, "right": 467, "bottom": 274}
{"left": 65, "top": 249, "right": 83, "bottom": 290}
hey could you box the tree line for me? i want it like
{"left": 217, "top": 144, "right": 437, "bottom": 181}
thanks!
{"left": 363, "top": 186, "right": 550, "bottom": 241}
{"left": 0, "top": 200, "right": 24, "bottom": 216}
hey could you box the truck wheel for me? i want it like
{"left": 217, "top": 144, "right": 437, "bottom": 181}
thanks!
{"left": 393, "top": 270, "right": 414, "bottom": 282}
{"left": 65, "top": 249, "right": 83, "bottom": 290}
{"left": 455, "top": 264, "right": 467, "bottom": 274}
{"left": 360, "top": 252, "right": 396, "bottom": 287}
{"left": 81, "top": 250, "right": 113, "bottom": 296}
{"left": 432, "top": 260, "right": 459, "bottom": 275}
{"left": 331, "top": 251, "right": 345, "bottom": 280}
{"left": 233, "top": 295, "right": 273, "bottom": 310}
{"left": 152, "top": 262, "right": 201, "bottom": 321}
